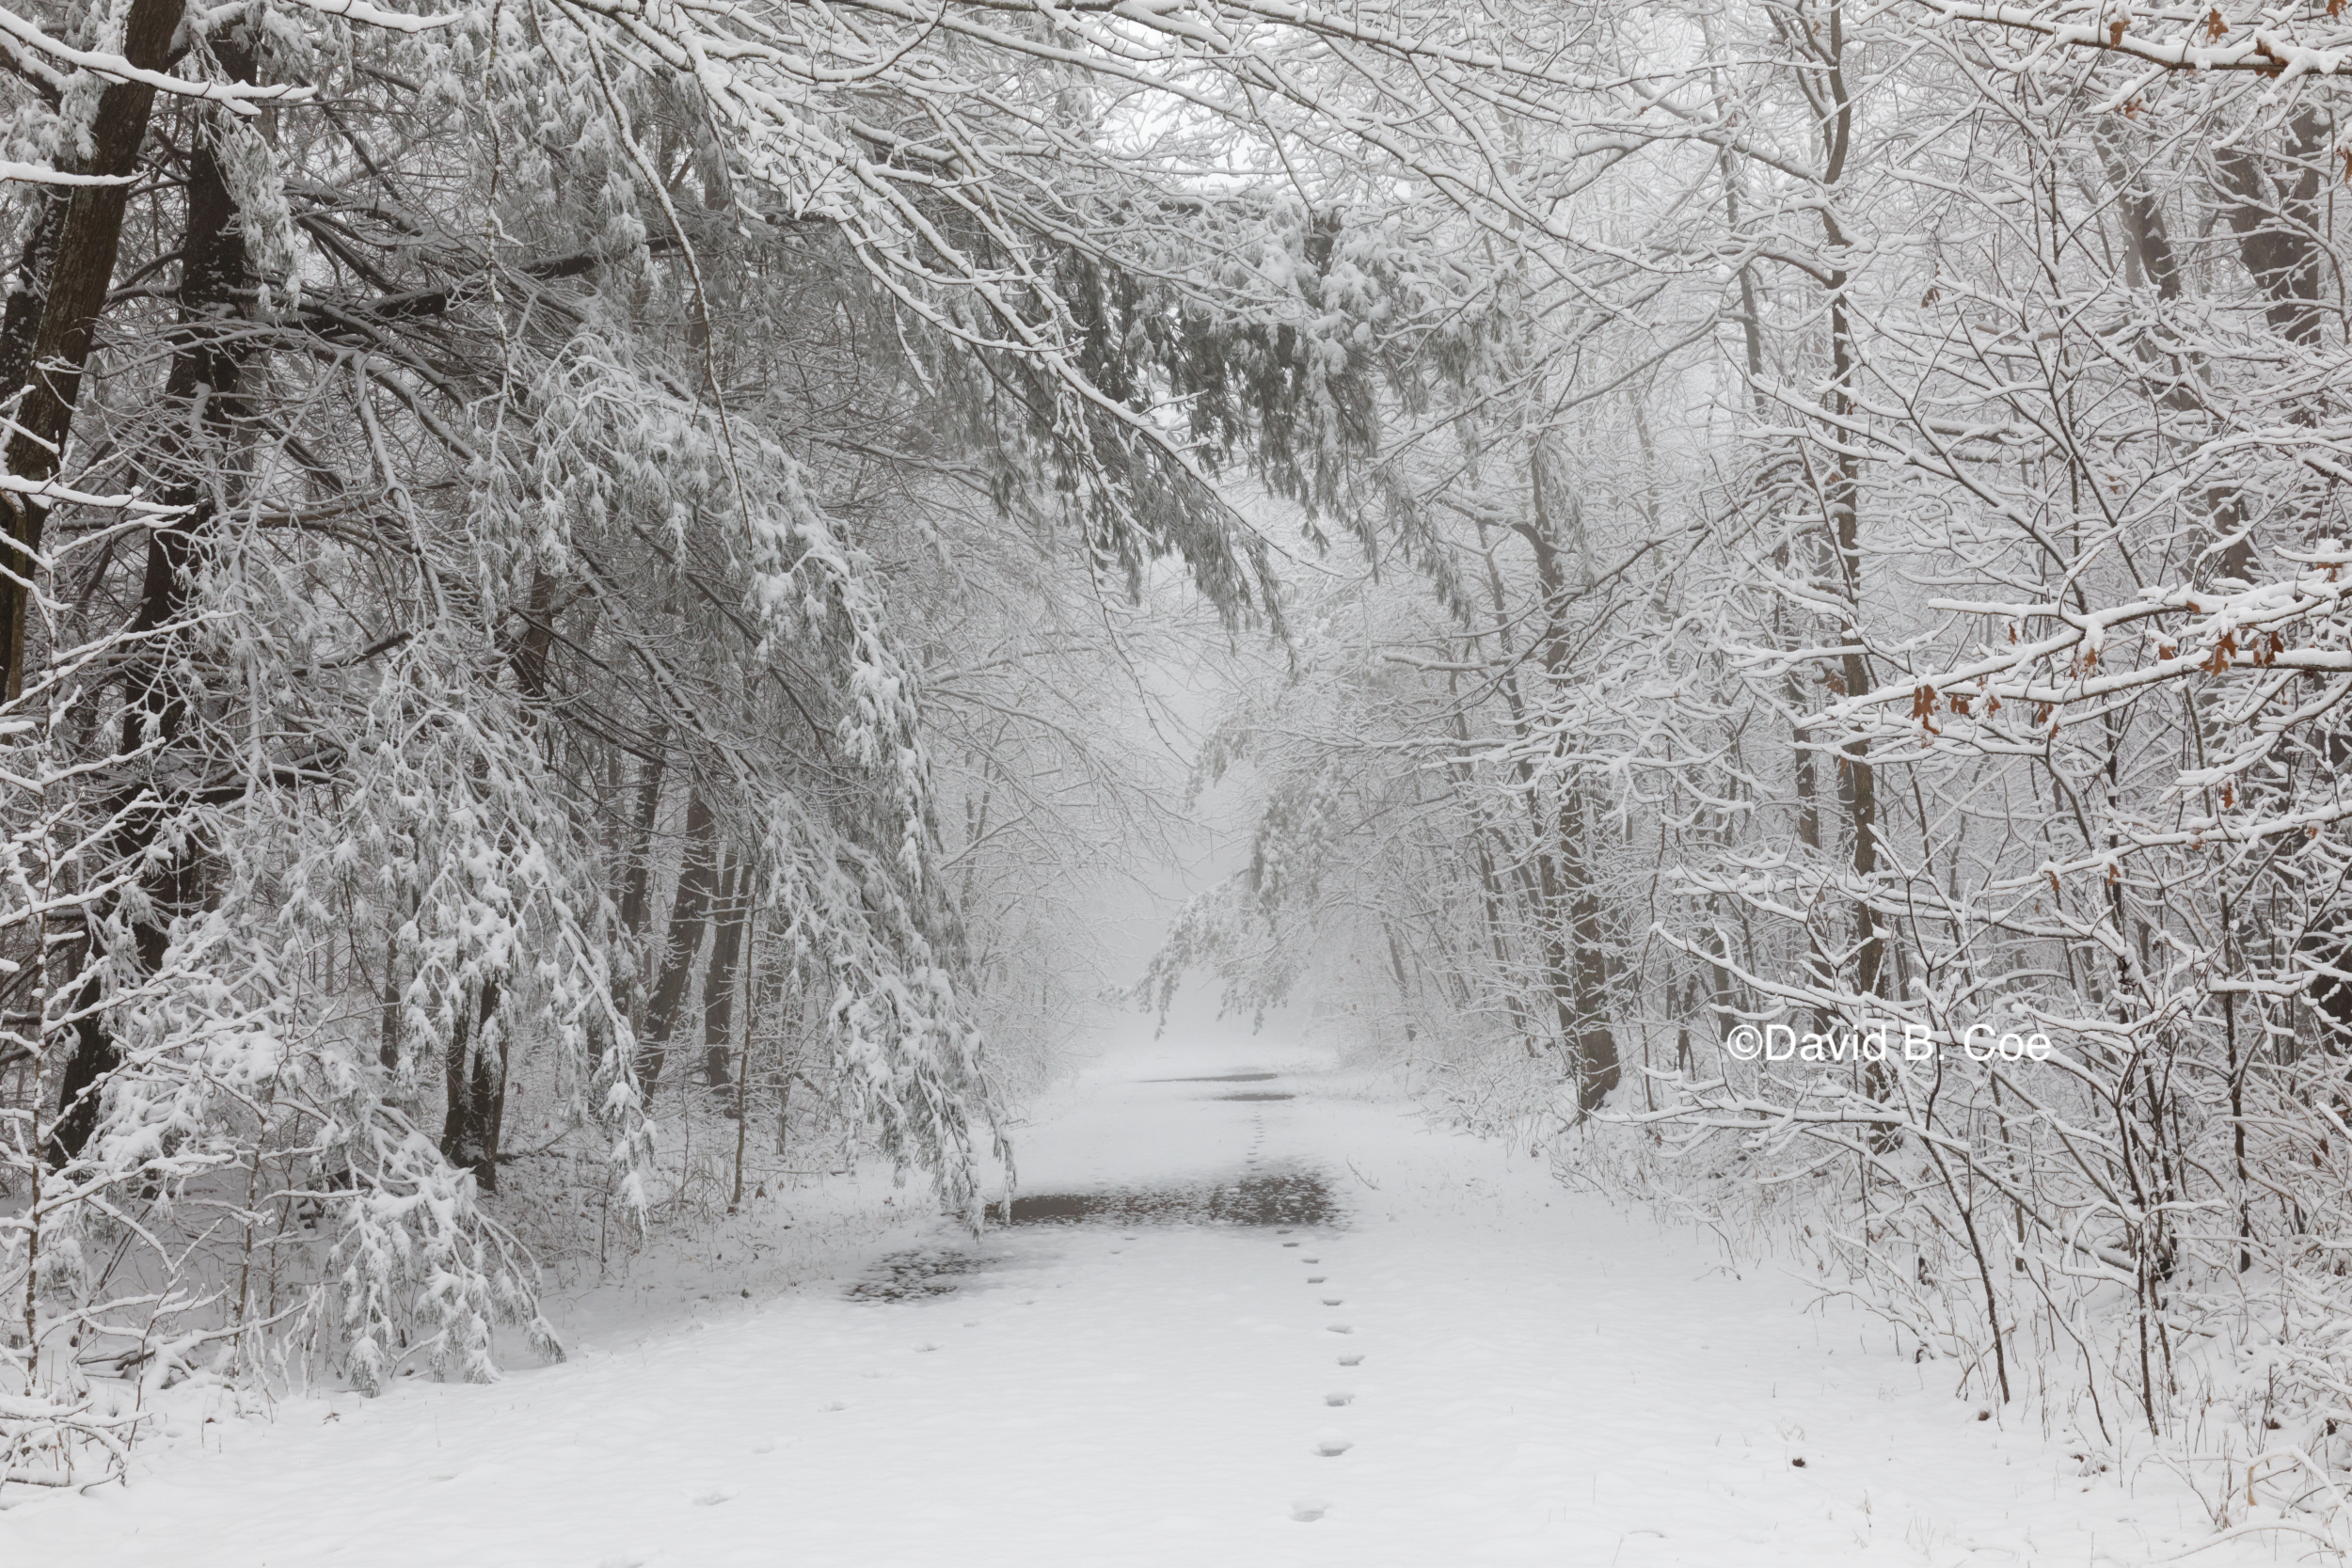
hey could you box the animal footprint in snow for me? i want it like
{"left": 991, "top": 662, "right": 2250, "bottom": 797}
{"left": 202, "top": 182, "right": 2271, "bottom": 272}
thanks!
{"left": 693, "top": 1489, "right": 736, "bottom": 1506}
{"left": 1326, "top": 1323, "right": 1353, "bottom": 1335}
{"left": 1321, "top": 1298, "right": 1343, "bottom": 1307}
{"left": 1337, "top": 1354, "right": 1365, "bottom": 1367}
{"left": 914, "top": 1343, "right": 939, "bottom": 1353}
{"left": 1325, "top": 1392, "right": 1355, "bottom": 1406}
{"left": 1282, "top": 1243, "right": 1300, "bottom": 1249}
{"left": 821, "top": 1401, "right": 849, "bottom": 1412}
{"left": 1306, "top": 1275, "right": 1326, "bottom": 1283}
{"left": 1313, "top": 1432, "right": 1354, "bottom": 1457}
{"left": 1290, "top": 1499, "right": 1329, "bottom": 1523}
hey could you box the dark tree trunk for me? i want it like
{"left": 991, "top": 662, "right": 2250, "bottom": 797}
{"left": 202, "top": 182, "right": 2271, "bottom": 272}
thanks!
{"left": 380, "top": 928, "right": 403, "bottom": 1071}
{"left": 424, "top": 568, "right": 564, "bottom": 1178}
{"left": 44, "top": 973, "right": 116, "bottom": 1165}
{"left": 0, "top": 194, "right": 72, "bottom": 436}
{"left": 439, "top": 977, "right": 507, "bottom": 1191}
{"left": 2217, "top": 112, "right": 2327, "bottom": 352}
{"left": 1517, "top": 470, "right": 1621, "bottom": 1112}
{"left": 1553, "top": 784, "right": 1620, "bottom": 1108}
{"left": 618, "top": 726, "right": 670, "bottom": 935}
{"left": 2205, "top": 112, "right": 2328, "bottom": 586}
{"left": 47, "top": 42, "right": 259, "bottom": 1166}
{"left": 1468, "top": 515, "right": 1613, "bottom": 1084}
{"left": 511, "top": 568, "right": 561, "bottom": 700}
{"left": 701, "top": 852, "right": 748, "bottom": 1086}
{"left": 640, "top": 788, "right": 720, "bottom": 1087}
{"left": 0, "top": 0, "right": 184, "bottom": 702}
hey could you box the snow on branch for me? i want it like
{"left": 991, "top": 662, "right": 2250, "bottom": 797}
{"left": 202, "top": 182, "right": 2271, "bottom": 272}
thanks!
{"left": 1928, "top": 0, "right": 2352, "bottom": 79}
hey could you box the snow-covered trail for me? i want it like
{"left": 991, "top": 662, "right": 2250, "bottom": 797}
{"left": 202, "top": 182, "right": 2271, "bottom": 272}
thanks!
{"left": 1, "top": 1050, "right": 2274, "bottom": 1566}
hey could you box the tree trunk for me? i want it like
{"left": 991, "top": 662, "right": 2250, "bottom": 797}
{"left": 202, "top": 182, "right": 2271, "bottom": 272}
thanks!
{"left": 0, "top": 0, "right": 185, "bottom": 702}
{"left": 640, "top": 787, "right": 720, "bottom": 1087}
{"left": 1450, "top": 745, "right": 1526, "bottom": 1040}
{"left": 2216, "top": 112, "right": 2326, "bottom": 353}
{"left": 47, "top": 42, "right": 257, "bottom": 1166}
{"left": 1518, "top": 468, "right": 1621, "bottom": 1112}
{"left": 439, "top": 977, "right": 508, "bottom": 1191}
{"left": 702, "top": 851, "right": 748, "bottom": 1086}
{"left": 1553, "top": 784, "right": 1620, "bottom": 1107}
{"left": 618, "top": 726, "right": 670, "bottom": 935}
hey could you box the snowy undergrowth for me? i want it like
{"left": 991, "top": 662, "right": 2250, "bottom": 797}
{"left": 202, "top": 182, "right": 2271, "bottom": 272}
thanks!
{"left": 1329, "top": 1014, "right": 2352, "bottom": 1559}
{"left": 496, "top": 1072, "right": 993, "bottom": 1353}
{"left": 0, "top": 1109, "right": 951, "bottom": 1510}
{"left": 531, "top": 1161, "right": 946, "bottom": 1356}
{"left": 1549, "top": 1117, "right": 2352, "bottom": 1563}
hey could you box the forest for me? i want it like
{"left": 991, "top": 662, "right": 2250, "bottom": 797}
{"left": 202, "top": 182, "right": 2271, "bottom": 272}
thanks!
{"left": 4, "top": 0, "right": 2352, "bottom": 1551}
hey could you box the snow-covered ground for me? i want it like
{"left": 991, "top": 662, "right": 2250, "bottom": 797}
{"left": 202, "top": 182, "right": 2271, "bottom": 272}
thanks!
{"left": 0, "top": 1041, "right": 2289, "bottom": 1565}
